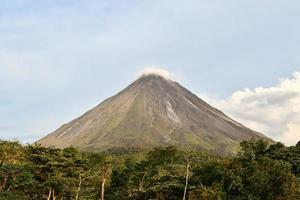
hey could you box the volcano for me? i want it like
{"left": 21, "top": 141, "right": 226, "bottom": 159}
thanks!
{"left": 38, "top": 73, "right": 271, "bottom": 155}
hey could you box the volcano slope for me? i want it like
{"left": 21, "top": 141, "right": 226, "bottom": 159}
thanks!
{"left": 38, "top": 74, "right": 271, "bottom": 155}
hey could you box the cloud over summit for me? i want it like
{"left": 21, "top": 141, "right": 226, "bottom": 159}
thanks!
{"left": 141, "top": 67, "right": 173, "bottom": 80}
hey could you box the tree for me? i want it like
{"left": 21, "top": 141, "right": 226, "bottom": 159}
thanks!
{"left": 188, "top": 183, "right": 224, "bottom": 200}
{"left": 0, "top": 141, "right": 24, "bottom": 165}
{"left": 99, "top": 156, "right": 112, "bottom": 200}
{"left": 183, "top": 151, "right": 192, "bottom": 200}
{"left": 1, "top": 140, "right": 300, "bottom": 199}
{"left": 225, "top": 140, "right": 300, "bottom": 200}
{"left": 0, "top": 141, "right": 33, "bottom": 197}
{"left": 25, "top": 145, "right": 89, "bottom": 200}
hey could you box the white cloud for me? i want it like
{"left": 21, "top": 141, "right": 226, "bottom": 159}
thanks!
{"left": 140, "top": 67, "right": 174, "bottom": 80}
{"left": 200, "top": 71, "right": 300, "bottom": 146}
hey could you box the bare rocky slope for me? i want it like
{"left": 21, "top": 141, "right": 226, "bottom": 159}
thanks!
{"left": 38, "top": 74, "right": 271, "bottom": 155}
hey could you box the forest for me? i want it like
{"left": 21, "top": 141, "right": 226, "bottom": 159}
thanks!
{"left": 0, "top": 140, "right": 300, "bottom": 200}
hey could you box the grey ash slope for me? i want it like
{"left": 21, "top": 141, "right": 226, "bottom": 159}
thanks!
{"left": 38, "top": 74, "right": 271, "bottom": 155}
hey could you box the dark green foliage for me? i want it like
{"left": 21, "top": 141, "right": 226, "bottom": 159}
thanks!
{"left": 0, "top": 191, "right": 27, "bottom": 200}
{"left": 0, "top": 140, "right": 300, "bottom": 199}
{"left": 191, "top": 161, "right": 226, "bottom": 187}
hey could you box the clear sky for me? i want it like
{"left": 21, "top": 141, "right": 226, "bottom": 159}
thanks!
{"left": 0, "top": 0, "right": 299, "bottom": 145}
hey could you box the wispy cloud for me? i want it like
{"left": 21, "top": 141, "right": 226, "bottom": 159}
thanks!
{"left": 0, "top": 125, "right": 16, "bottom": 131}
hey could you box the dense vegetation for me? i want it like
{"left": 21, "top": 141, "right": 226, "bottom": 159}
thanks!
{"left": 0, "top": 140, "right": 300, "bottom": 200}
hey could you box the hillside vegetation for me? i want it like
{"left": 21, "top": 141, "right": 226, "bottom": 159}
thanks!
{"left": 0, "top": 140, "right": 299, "bottom": 200}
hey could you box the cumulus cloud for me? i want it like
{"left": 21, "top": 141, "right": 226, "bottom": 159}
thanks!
{"left": 140, "top": 67, "right": 174, "bottom": 80}
{"left": 200, "top": 72, "right": 300, "bottom": 146}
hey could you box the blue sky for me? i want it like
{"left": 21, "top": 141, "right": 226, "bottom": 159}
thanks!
{"left": 0, "top": 0, "right": 300, "bottom": 144}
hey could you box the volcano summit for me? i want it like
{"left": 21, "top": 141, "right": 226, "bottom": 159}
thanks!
{"left": 38, "top": 72, "right": 270, "bottom": 155}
